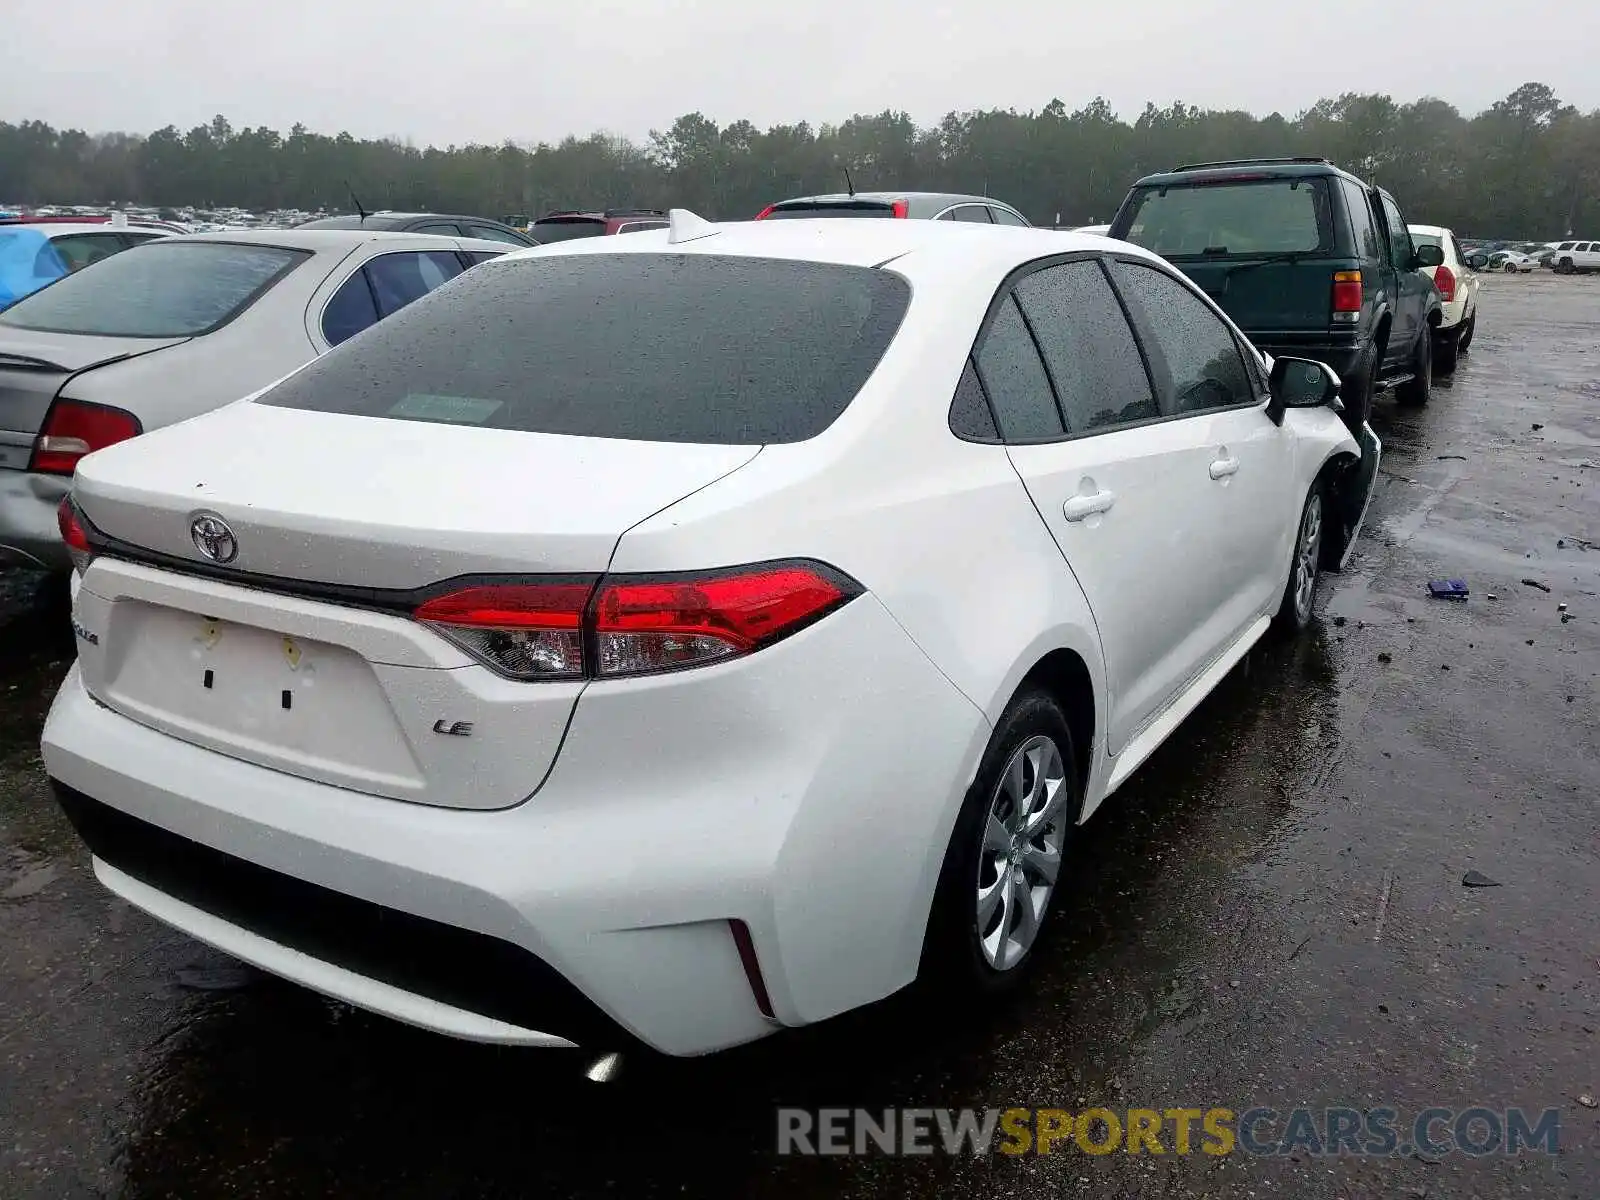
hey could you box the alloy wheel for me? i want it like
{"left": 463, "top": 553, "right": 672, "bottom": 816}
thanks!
{"left": 975, "top": 735, "right": 1068, "bottom": 970}
{"left": 1293, "top": 491, "right": 1324, "bottom": 624}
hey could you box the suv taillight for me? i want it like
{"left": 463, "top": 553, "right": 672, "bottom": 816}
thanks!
{"left": 890, "top": 200, "right": 909, "bottom": 219}
{"left": 30, "top": 399, "right": 142, "bottom": 475}
{"left": 1433, "top": 264, "right": 1456, "bottom": 302}
{"left": 57, "top": 495, "right": 95, "bottom": 574}
{"left": 754, "top": 205, "right": 775, "bottom": 220}
{"left": 1331, "top": 270, "right": 1362, "bottom": 323}
{"left": 414, "top": 561, "right": 860, "bottom": 681}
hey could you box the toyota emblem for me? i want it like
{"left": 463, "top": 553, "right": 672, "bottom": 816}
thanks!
{"left": 189, "top": 513, "right": 238, "bottom": 564}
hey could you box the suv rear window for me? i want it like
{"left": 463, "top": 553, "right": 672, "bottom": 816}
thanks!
{"left": 0, "top": 241, "right": 306, "bottom": 337}
{"left": 530, "top": 219, "right": 606, "bottom": 242}
{"left": 256, "top": 254, "right": 911, "bottom": 444}
{"left": 764, "top": 202, "right": 895, "bottom": 220}
{"left": 1118, "top": 178, "right": 1335, "bottom": 258}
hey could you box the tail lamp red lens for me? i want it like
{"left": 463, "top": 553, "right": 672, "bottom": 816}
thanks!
{"left": 1432, "top": 264, "right": 1457, "bottom": 302}
{"left": 753, "top": 204, "right": 776, "bottom": 220}
{"left": 30, "top": 399, "right": 142, "bottom": 475}
{"left": 1331, "top": 270, "right": 1363, "bottom": 315}
{"left": 57, "top": 495, "right": 95, "bottom": 574}
{"left": 890, "top": 199, "right": 909, "bottom": 219}
{"left": 414, "top": 561, "right": 859, "bottom": 681}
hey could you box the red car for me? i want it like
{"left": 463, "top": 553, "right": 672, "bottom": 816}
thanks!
{"left": 528, "top": 209, "right": 667, "bottom": 242}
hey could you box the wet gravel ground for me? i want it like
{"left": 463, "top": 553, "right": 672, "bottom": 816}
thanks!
{"left": 1, "top": 273, "right": 1596, "bottom": 1199}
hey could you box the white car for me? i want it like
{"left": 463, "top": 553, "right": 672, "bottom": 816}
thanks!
{"left": 1549, "top": 240, "right": 1600, "bottom": 273}
{"left": 0, "top": 229, "right": 512, "bottom": 571}
{"left": 1407, "top": 224, "right": 1479, "bottom": 374}
{"left": 44, "top": 212, "right": 1366, "bottom": 1058}
{"left": 1487, "top": 249, "right": 1539, "bottom": 273}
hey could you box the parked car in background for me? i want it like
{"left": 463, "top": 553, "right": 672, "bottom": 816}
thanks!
{"left": 45, "top": 213, "right": 1371, "bottom": 1058}
{"left": 0, "top": 215, "right": 191, "bottom": 235}
{"left": 0, "top": 229, "right": 511, "bottom": 571}
{"left": 1549, "top": 240, "right": 1600, "bottom": 273}
{"left": 1408, "top": 225, "right": 1479, "bottom": 373}
{"left": 0, "top": 221, "right": 174, "bottom": 310}
{"left": 755, "top": 192, "right": 1032, "bottom": 226}
{"left": 1108, "top": 157, "right": 1444, "bottom": 424}
{"left": 1486, "top": 249, "right": 1539, "bottom": 273}
{"left": 297, "top": 211, "right": 535, "bottom": 247}
{"left": 529, "top": 209, "right": 668, "bottom": 241}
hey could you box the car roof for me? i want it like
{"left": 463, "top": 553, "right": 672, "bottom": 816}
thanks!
{"left": 491, "top": 214, "right": 1149, "bottom": 276}
{"left": 0, "top": 221, "right": 166, "bottom": 238}
{"left": 147, "top": 229, "right": 516, "bottom": 253}
{"left": 771, "top": 191, "right": 1009, "bottom": 207}
{"left": 1129, "top": 157, "right": 1366, "bottom": 189}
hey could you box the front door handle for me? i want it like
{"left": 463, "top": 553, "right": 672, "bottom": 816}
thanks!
{"left": 1209, "top": 456, "right": 1241, "bottom": 480}
{"left": 1063, "top": 489, "right": 1116, "bottom": 522}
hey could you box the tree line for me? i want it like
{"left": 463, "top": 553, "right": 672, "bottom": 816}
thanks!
{"left": 2, "top": 82, "right": 1596, "bottom": 237}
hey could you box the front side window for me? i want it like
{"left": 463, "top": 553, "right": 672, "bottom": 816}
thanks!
{"left": 49, "top": 233, "right": 127, "bottom": 272}
{"left": 364, "top": 251, "right": 464, "bottom": 318}
{"left": 1109, "top": 260, "right": 1254, "bottom": 416}
{"left": 258, "top": 254, "right": 911, "bottom": 445}
{"left": 975, "top": 296, "right": 1063, "bottom": 439}
{"left": 1119, "top": 177, "right": 1334, "bottom": 258}
{"left": 0, "top": 241, "right": 306, "bottom": 337}
{"left": 1014, "top": 260, "right": 1158, "bottom": 434}
{"left": 1380, "top": 197, "right": 1413, "bottom": 269}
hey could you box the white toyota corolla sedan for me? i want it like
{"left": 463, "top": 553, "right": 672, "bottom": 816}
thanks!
{"left": 43, "top": 212, "right": 1368, "bottom": 1057}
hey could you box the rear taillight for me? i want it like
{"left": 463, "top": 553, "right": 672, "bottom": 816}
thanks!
{"left": 753, "top": 205, "right": 775, "bottom": 220}
{"left": 57, "top": 495, "right": 94, "bottom": 575}
{"left": 1331, "top": 270, "right": 1362, "bottom": 323}
{"left": 414, "top": 582, "right": 592, "bottom": 680}
{"left": 1433, "top": 264, "right": 1456, "bottom": 302}
{"left": 30, "top": 399, "right": 142, "bottom": 475}
{"left": 890, "top": 200, "right": 909, "bottom": 219}
{"left": 413, "top": 561, "right": 860, "bottom": 681}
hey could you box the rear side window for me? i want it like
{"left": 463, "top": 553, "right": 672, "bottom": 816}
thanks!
{"left": 764, "top": 203, "right": 894, "bottom": 220}
{"left": 1379, "top": 197, "right": 1413, "bottom": 269}
{"left": 949, "top": 205, "right": 993, "bottom": 223}
{"left": 257, "top": 254, "right": 911, "bottom": 445}
{"left": 1119, "top": 177, "right": 1334, "bottom": 257}
{"left": 321, "top": 272, "right": 379, "bottom": 346}
{"left": 365, "top": 251, "right": 464, "bottom": 318}
{"left": 0, "top": 241, "right": 305, "bottom": 337}
{"left": 48, "top": 233, "right": 127, "bottom": 272}
{"left": 1014, "top": 261, "right": 1158, "bottom": 433}
{"left": 412, "top": 223, "right": 464, "bottom": 236}
{"left": 1342, "top": 182, "right": 1382, "bottom": 261}
{"left": 975, "top": 296, "right": 1063, "bottom": 439}
{"left": 948, "top": 359, "right": 999, "bottom": 440}
{"left": 1109, "top": 261, "right": 1254, "bottom": 416}
{"left": 464, "top": 224, "right": 530, "bottom": 245}
{"left": 989, "top": 207, "right": 1030, "bottom": 227}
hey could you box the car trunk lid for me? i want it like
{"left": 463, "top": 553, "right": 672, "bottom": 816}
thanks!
{"left": 0, "top": 331, "right": 188, "bottom": 469}
{"left": 70, "top": 402, "right": 762, "bottom": 809}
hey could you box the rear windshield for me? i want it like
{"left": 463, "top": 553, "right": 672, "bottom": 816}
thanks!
{"left": 530, "top": 220, "right": 606, "bottom": 242}
{"left": 0, "top": 241, "right": 306, "bottom": 337}
{"left": 765, "top": 202, "right": 895, "bottom": 220}
{"left": 256, "top": 253, "right": 911, "bottom": 444}
{"left": 1117, "top": 178, "right": 1335, "bottom": 258}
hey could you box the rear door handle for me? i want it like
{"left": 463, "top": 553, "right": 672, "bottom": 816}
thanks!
{"left": 1209, "top": 456, "right": 1241, "bottom": 480}
{"left": 1063, "top": 490, "right": 1116, "bottom": 521}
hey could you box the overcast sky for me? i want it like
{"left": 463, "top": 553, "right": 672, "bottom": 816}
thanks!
{"left": 5, "top": 0, "right": 1589, "bottom": 146}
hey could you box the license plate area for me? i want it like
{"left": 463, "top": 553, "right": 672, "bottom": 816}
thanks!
{"left": 99, "top": 600, "right": 424, "bottom": 793}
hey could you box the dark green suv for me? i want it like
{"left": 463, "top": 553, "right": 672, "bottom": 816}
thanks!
{"left": 1107, "top": 158, "right": 1444, "bottom": 425}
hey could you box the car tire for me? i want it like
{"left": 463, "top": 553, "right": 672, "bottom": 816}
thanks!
{"left": 1274, "top": 477, "right": 1327, "bottom": 633}
{"left": 1396, "top": 327, "right": 1432, "bottom": 407}
{"left": 921, "top": 688, "right": 1079, "bottom": 996}
{"left": 1504, "top": 261, "right": 1519, "bottom": 273}
{"left": 1558, "top": 258, "right": 1574, "bottom": 274}
{"left": 1458, "top": 311, "right": 1476, "bottom": 354}
{"left": 1434, "top": 326, "right": 1460, "bottom": 375}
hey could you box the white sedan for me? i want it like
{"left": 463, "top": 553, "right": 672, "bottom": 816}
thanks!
{"left": 44, "top": 213, "right": 1367, "bottom": 1057}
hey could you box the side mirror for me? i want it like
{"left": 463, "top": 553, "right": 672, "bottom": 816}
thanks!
{"left": 1266, "top": 356, "right": 1343, "bottom": 425}
{"left": 1413, "top": 243, "right": 1444, "bottom": 268}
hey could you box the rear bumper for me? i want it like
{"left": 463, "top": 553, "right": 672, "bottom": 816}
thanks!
{"left": 42, "top": 592, "right": 990, "bottom": 1055}
{"left": 1254, "top": 339, "right": 1364, "bottom": 381}
{"left": 0, "top": 469, "right": 69, "bottom": 570}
